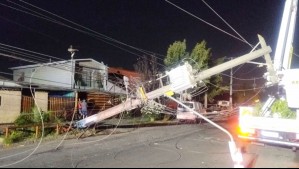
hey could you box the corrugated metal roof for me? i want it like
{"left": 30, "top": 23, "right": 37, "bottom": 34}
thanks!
{"left": 0, "top": 79, "right": 21, "bottom": 87}
{"left": 108, "top": 67, "right": 140, "bottom": 78}
{"left": 10, "top": 58, "right": 106, "bottom": 70}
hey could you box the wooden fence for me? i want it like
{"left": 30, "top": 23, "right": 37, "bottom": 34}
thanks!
{"left": 21, "top": 96, "right": 35, "bottom": 113}
{"left": 48, "top": 97, "right": 75, "bottom": 120}
{"left": 21, "top": 96, "right": 75, "bottom": 120}
{"left": 87, "top": 93, "right": 121, "bottom": 115}
{"left": 20, "top": 94, "right": 121, "bottom": 121}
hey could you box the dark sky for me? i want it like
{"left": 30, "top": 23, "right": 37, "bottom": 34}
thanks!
{"left": 0, "top": 0, "right": 298, "bottom": 80}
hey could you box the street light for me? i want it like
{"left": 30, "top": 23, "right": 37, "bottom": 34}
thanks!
{"left": 68, "top": 45, "right": 78, "bottom": 89}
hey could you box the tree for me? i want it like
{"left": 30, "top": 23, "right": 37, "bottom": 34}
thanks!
{"left": 133, "top": 55, "right": 159, "bottom": 92}
{"left": 164, "top": 39, "right": 188, "bottom": 67}
{"left": 205, "top": 57, "right": 227, "bottom": 103}
{"left": 164, "top": 39, "right": 226, "bottom": 103}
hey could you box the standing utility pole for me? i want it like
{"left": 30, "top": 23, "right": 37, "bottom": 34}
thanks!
{"left": 68, "top": 45, "right": 79, "bottom": 120}
{"left": 229, "top": 57, "right": 233, "bottom": 111}
{"left": 68, "top": 45, "right": 78, "bottom": 89}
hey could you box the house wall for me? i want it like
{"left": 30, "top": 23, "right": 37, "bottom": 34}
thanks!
{"left": 0, "top": 90, "right": 21, "bottom": 123}
{"left": 13, "top": 62, "right": 73, "bottom": 89}
{"left": 35, "top": 91, "right": 48, "bottom": 112}
{"left": 78, "top": 61, "right": 108, "bottom": 90}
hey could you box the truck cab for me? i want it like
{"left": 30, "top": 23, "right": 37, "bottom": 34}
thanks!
{"left": 176, "top": 101, "right": 205, "bottom": 122}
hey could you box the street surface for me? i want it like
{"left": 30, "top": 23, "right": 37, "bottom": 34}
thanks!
{"left": 0, "top": 117, "right": 299, "bottom": 168}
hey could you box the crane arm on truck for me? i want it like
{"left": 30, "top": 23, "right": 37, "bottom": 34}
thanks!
{"left": 238, "top": 0, "right": 299, "bottom": 150}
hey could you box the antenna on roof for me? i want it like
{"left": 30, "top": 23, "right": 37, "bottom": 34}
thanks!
{"left": 68, "top": 45, "right": 78, "bottom": 59}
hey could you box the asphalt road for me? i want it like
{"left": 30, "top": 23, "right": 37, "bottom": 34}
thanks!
{"left": 0, "top": 117, "right": 298, "bottom": 168}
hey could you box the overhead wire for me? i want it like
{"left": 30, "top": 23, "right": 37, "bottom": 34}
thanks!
{"left": 0, "top": 1, "right": 165, "bottom": 72}
{"left": 165, "top": 0, "right": 268, "bottom": 92}
{"left": 2, "top": 0, "right": 166, "bottom": 67}
{"left": 207, "top": 81, "right": 265, "bottom": 92}
{"left": 221, "top": 73, "right": 265, "bottom": 81}
{"left": 201, "top": 0, "right": 253, "bottom": 48}
{"left": 0, "top": 43, "right": 63, "bottom": 61}
{"left": 0, "top": 15, "right": 64, "bottom": 44}
{"left": 1, "top": 0, "right": 270, "bottom": 97}
{"left": 164, "top": 0, "right": 250, "bottom": 44}
{"left": 0, "top": 0, "right": 276, "bottom": 166}
{"left": 18, "top": 0, "right": 166, "bottom": 59}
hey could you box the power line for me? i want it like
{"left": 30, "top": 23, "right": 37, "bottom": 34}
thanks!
{"left": 164, "top": 0, "right": 250, "bottom": 44}
{"left": 1, "top": 1, "right": 167, "bottom": 69}
{"left": 207, "top": 81, "right": 264, "bottom": 92}
{"left": 201, "top": 0, "right": 253, "bottom": 48}
{"left": 15, "top": 0, "right": 166, "bottom": 61}
{"left": 221, "top": 73, "right": 264, "bottom": 81}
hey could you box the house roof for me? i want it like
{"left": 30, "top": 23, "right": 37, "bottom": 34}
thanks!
{"left": 10, "top": 58, "right": 106, "bottom": 70}
{"left": 0, "top": 77, "right": 22, "bottom": 88}
{"left": 108, "top": 67, "right": 140, "bottom": 78}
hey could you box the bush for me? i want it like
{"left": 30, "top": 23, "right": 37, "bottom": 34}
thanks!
{"left": 141, "top": 100, "right": 164, "bottom": 121}
{"left": 32, "top": 106, "right": 50, "bottom": 123}
{"left": 14, "top": 114, "right": 34, "bottom": 126}
{"left": 3, "top": 130, "right": 31, "bottom": 145}
{"left": 14, "top": 106, "right": 51, "bottom": 126}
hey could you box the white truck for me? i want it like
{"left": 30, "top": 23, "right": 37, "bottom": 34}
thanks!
{"left": 176, "top": 101, "right": 205, "bottom": 122}
{"left": 238, "top": 0, "right": 299, "bottom": 150}
{"left": 176, "top": 100, "right": 235, "bottom": 122}
{"left": 207, "top": 100, "right": 230, "bottom": 113}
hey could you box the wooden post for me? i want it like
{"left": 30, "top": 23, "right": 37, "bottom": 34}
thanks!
{"left": 35, "top": 126, "right": 39, "bottom": 139}
{"left": 74, "top": 91, "right": 78, "bottom": 119}
{"left": 56, "top": 124, "right": 59, "bottom": 135}
{"left": 5, "top": 127, "right": 8, "bottom": 138}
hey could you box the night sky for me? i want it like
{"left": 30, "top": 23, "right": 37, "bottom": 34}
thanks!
{"left": 1, "top": 0, "right": 298, "bottom": 80}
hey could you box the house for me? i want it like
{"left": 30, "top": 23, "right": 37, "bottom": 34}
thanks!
{"left": 0, "top": 58, "right": 147, "bottom": 124}
{"left": 10, "top": 58, "right": 128, "bottom": 95}
{"left": 107, "top": 67, "right": 141, "bottom": 95}
{"left": 10, "top": 58, "right": 108, "bottom": 91}
{"left": 0, "top": 59, "right": 130, "bottom": 123}
{"left": 0, "top": 75, "right": 53, "bottom": 123}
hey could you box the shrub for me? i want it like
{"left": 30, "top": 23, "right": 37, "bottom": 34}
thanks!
{"left": 14, "top": 114, "right": 34, "bottom": 126}
{"left": 141, "top": 100, "right": 164, "bottom": 121}
{"left": 32, "top": 106, "right": 50, "bottom": 123}
{"left": 3, "top": 130, "right": 31, "bottom": 145}
{"left": 14, "top": 106, "right": 51, "bottom": 126}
